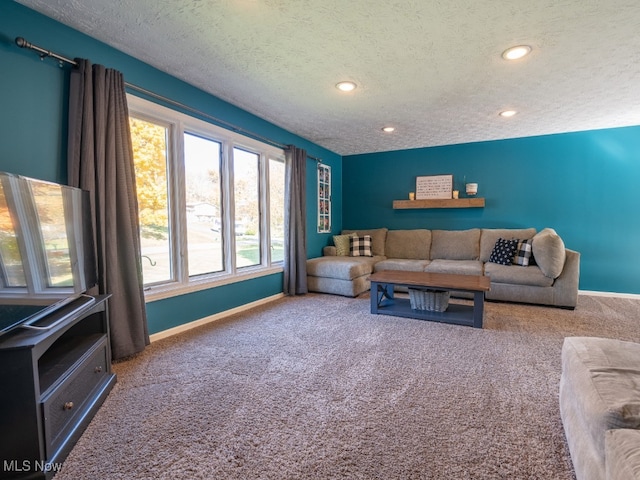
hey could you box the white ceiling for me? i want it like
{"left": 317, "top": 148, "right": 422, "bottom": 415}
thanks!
{"left": 16, "top": 0, "right": 640, "bottom": 156}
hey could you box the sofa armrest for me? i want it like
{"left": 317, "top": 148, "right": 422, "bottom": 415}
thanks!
{"left": 323, "top": 246, "right": 338, "bottom": 256}
{"left": 552, "top": 249, "right": 580, "bottom": 308}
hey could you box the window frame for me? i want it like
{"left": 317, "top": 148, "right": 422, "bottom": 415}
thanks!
{"left": 127, "top": 94, "right": 285, "bottom": 302}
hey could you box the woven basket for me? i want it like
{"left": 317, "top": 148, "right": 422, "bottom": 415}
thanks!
{"left": 408, "top": 288, "right": 450, "bottom": 312}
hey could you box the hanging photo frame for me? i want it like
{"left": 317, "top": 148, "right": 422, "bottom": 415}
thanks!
{"left": 318, "top": 164, "right": 331, "bottom": 233}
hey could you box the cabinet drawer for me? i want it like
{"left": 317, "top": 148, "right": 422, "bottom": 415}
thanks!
{"left": 41, "top": 336, "right": 110, "bottom": 457}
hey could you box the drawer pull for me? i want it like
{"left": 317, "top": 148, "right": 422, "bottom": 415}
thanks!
{"left": 63, "top": 401, "right": 74, "bottom": 411}
{"left": 94, "top": 366, "right": 103, "bottom": 373}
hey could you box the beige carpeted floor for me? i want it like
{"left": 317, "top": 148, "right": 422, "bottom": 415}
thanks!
{"left": 55, "top": 293, "right": 640, "bottom": 479}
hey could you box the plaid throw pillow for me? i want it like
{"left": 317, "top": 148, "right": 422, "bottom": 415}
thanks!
{"left": 514, "top": 238, "right": 533, "bottom": 266}
{"left": 350, "top": 235, "right": 373, "bottom": 257}
{"left": 489, "top": 238, "right": 519, "bottom": 265}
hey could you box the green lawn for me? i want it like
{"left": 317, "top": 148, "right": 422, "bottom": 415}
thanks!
{"left": 237, "top": 246, "right": 284, "bottom": 265}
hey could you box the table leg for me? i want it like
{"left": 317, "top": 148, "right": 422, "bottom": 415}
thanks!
{"left": 371, "top": 281, "right": 379, "bottom": 313}
{"left": 371, "top": 282, "right": 395, "bottom": 314}
{"left": 473, "top": 291, "right": 485, "bottom": 328}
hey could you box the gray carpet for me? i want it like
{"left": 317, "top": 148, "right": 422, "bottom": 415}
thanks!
{"left": 55, "top": 293, "right": 640, "bottom": 479}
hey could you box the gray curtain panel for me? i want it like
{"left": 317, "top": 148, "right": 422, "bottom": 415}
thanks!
{"left": 283, "top": 146, "right": 308, "bottom": 295}
{"left": 67, "top": 59, "right": 149, "bottom": 360}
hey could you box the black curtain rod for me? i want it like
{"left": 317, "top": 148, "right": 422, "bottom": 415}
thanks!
{"left": 14, "top": 36, "right": 323, "bottom": 163}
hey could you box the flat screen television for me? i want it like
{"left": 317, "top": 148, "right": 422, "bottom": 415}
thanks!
{"left": 0, "top": 172, "right": 98, "bottom": 337}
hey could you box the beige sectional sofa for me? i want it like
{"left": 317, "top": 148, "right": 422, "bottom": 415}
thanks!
{"left": 306, "top": 227, "right": 580, "bottom": 308}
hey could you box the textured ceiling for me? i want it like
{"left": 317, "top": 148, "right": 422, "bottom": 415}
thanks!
{"left": 16, "top": 0, "right": 640, "bottom": 156}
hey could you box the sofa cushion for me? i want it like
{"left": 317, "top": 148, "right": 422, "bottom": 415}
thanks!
{"left": 425, "top": 259, "right": 483, "bottom": 276}
{"left": 606, "top": 429, "right": 640, "bottom": 480}
{"left": 374, "top": 259, "right": 431, "bottom": 272}
{"left": 349, "top": 235, "right": 373, "bottom": 257}
{"left": 333, "top": 233, "right": 354, "bottom": 256}
{"left": 484, "top": 263, "right": 553, "bottom": 287}
{"left": 561, "top": 337, "right": 640, "bottom": 470}
{"left": 532, "top": 228, "right": 566, "bottom": 278}
{"left": 513, "top": 239, "right": 534, "bottom": 266}
{"left": 323, "top": 246, "right": 337, "bottom": 256}
{"left": 385, "top": 229, "right": 431, "bottom": 260}
{"left": 488, "top": 238, "right": 519, "bottom": 265}
{"left": 480, "top": 228, "right": 536, "bottom": 262}
{"left": 306, "top": 256, "right": 377, "bottom": 280}
{"left": 430, "top": 229, "right": 481, "bottom": 260}
{"left": 343, "top": 228, "right": 388, "bottom": 256}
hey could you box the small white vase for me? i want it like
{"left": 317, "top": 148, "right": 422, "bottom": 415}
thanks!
{"left": 466, "top": 183, "right": 478, "bottom": 196}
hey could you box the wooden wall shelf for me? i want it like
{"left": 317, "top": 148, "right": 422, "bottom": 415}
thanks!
{"left": 393, "top": 197, "right": 485, "bottom": 209}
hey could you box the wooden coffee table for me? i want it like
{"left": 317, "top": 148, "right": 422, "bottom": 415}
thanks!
{"left": 368, "top": 270, "right": 491, "bottom": 328}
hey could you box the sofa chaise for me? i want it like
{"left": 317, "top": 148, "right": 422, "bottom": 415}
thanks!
{"left": 306, "top": 227, "right": 580, "bottom": 308}
{"left": 560, "top": 336, "right": 640, "bottom": 479}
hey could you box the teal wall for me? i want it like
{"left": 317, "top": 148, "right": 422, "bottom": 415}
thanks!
{"left": 344, "top": 127, "right": 640, "bottom": 294}
{"left": 146, "top": 274, "right": 284, "bottom": 334}
{"left": 0, "top": 2, "right": 342, "bottom": 334}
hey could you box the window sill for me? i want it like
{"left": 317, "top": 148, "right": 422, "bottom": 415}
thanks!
{"left": 143, "top": 265, "right": 284, "bottom": 303}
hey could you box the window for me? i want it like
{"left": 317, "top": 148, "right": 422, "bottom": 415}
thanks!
{"left": 269, "top": 158, "right": 285, "bottom": 263}
{"left": 233, "top": 147, "right": 261, "bottom": 268}
{"left": 129, "top": 116, "right": 171, "bottom": 285}
{"left": 184, "top": 133, "right": 223, "bottom": 277}
{"left": 127, "top": 95, "right": 286, "bottom": 300}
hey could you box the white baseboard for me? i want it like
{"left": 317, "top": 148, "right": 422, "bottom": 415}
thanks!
{"left": 149, "top": 293, "right": 286, "bottom": 343}
{"left": 579, "top": 290, "right": 640, "bottom": 300}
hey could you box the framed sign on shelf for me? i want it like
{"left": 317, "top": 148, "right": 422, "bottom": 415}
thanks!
{"left": 318, "top": 164, "right": 331, "bottom": 233}
{"left": 416, "top": 174, "right": 453, "bottom": 200}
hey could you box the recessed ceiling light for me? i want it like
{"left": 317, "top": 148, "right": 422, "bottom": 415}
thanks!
{"left": 382, "top": 126, "right": 395, "bottom": 133}
{"left": 502, "top": 45, "right": 532, "bottom": 60}
{"left": 336, "top": 81, "right": 357, "bottom": 92}
{"left": 499, "top": 110, "right": 517, "bottom": 117}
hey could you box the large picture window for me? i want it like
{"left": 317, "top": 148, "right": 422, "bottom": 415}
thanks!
{"left": 184, "top": 133, "right": 224, "bottom": 277}
{"left": 127, "top": 95, "right": 285, "bottom": 300}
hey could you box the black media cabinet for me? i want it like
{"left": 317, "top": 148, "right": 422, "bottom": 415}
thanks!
{"left": 0, "top": 295, "right": 116, "bottom": 479}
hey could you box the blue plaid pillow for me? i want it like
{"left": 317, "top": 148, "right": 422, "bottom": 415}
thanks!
{"left": 350, "top": 235, "right": 373, "bottom": 257}
{"left": 514, "top": 238, "right": 533, "bottom": 266}
{"left": 489, "top": 238, "right": 519, "bottom": 265}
